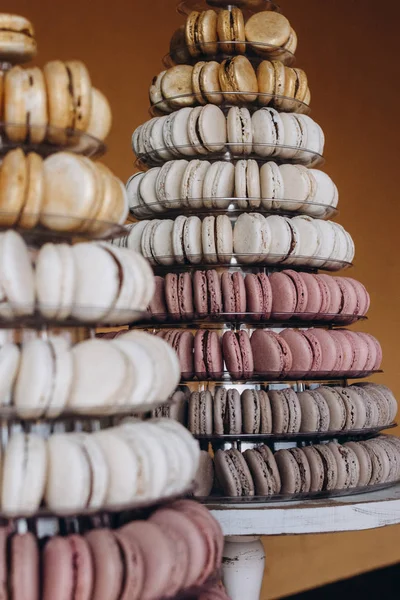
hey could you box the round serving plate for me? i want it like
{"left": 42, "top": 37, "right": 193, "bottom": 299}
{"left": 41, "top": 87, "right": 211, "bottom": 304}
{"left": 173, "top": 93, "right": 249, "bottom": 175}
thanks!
{"left": 0, "top": 123, "right": 106, "bottom": 158}
{"left": 150, "top": 91, "right": 310, "bottom": 117}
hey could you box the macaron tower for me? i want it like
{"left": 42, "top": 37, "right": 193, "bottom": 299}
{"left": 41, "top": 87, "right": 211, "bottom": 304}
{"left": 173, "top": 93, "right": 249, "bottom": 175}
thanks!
{"left": 0, "top": 12, "right": 226, "bottom": 600}
{"left": 126, "top": 0, "right": 399, "bottom": 585}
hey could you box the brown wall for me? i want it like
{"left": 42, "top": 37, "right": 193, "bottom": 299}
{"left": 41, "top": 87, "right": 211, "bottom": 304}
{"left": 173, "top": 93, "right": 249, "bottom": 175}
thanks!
{"left": 5, "top": 0, "right": 400, "bottom": 596}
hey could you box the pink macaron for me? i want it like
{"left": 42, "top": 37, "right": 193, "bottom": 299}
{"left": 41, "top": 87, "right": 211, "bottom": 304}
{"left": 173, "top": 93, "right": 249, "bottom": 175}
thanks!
{"left": 269, "top": 272, "right": 297, "bottom": 319}
{"left": 221, "top": 271, "right": 246, "bottom": 316}
{"left": 297, "top": 272, "right": 323, "bottom": 319}
{"left": 244, "top": 273, "right": 272, "bottom": 320}
{"left": 280, "top": 329, "right": 314, "bottom": 376}
{"left": 251, "top": 330, "right": 293, "bottom": 376}
{"left": 194, "top": 330, "right": 223, "bottom": 379}
{"left": 222, "top": 330, "right": 254, "bottom": 379}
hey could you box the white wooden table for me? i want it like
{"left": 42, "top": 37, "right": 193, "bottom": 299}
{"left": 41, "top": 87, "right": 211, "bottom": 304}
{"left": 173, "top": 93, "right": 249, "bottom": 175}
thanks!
{"left": 210, "top": 485, "right": 400, "bottom": 599}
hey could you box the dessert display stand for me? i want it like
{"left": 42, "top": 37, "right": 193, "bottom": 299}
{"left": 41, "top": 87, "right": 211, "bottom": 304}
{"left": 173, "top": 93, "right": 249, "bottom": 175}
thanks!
{"left": 211, "top": 484, "right": 400, "bottom": 599}
{"left": 126, "top": 1, "right": 400, "bottom": 598}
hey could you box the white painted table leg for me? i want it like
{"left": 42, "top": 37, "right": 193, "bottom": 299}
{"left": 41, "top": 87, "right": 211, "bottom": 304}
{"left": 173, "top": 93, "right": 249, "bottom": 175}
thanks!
{"left": 222, "top": 535, "right": 265, "bottom": 600}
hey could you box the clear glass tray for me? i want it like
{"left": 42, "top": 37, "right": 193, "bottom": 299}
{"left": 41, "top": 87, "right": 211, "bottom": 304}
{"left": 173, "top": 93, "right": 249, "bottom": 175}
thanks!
{"left": 177, "top": 0, "right": 280, "bottom": 16}
{"left": 151, "top": 254, "right": 352, "bottom": 273}
{"left": 150, "top": 92, "right": 310, "bottom": 116}
{"left": 194, "top": 423, "right": 397, "bottom": 444}
{"left": 198, "top": 479, "right": 400, "bottom": 504}
{"left": 136, "top": 143, "right": 323, "bottom": 169}
{"left": 164, "top": 40, "right": 295, "bottom": 68}
{"left": 0, "top": 213, "right": 126, "bottom": 244}
{"left": 139, "top": 313, "right": 366, "bottom": 329}
{"left": 131, "top": 198, "right": 336, "bottom": 220}
{"left": 0, "top": 123, "right": 106, "bottom": 158}
{"left": 180, "top": 369, "right": 383, "bottom": 383}
{"left": 0, "top": 305, "right": 145, "bottom": 329}
{"left": 0, "top": 485, "right": 194, "bottom": 520}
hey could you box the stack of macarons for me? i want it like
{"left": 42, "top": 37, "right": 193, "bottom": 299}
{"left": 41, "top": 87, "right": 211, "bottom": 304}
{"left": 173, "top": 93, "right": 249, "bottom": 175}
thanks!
{"left": 155, "top": 327, "right": 382, "bottom": 380}
{"left": 212, "top": 436, "right": 400, "bottom": 497}
{"left": 185, "top": 383, "right": 397, "bottom": 436}
{"left": 132, "top": 105, "right": 324, "bottom": 166}
{"left": 150, "top": 58, "right": 310, "bottom": 113}
{"left": 2, "top": 499, "right": 223, "bottom": 600}
{"left": 122, "top": 214, "right": 354, "bottom": 269}
{"left": 4, "top": 61, "right": 112, "bottom": 144}
{"left": 1, "top": 420, "right": 199, "bottom": 516}
{"left": 128, "top": 160, "right": 337, "bottom": 218}
{"left": 1, "top": 332, "right": 180, "bottom": 418}
{"left": 0, "top": 149, "right": 128, "bottom": 231}
{"left": 146, "top": 270, "right": 369, "bottom": 324}
{"left": 0, "top": 231, "right": 154, "bottom": 324}
{"left": 170, "top": 9, "right": 297, "bottom": 64}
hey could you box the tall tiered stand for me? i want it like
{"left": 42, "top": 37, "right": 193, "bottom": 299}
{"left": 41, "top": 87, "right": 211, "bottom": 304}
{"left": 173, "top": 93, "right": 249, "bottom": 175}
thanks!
{"left": 128, "top": 1, "right": 400, "bottom": 598}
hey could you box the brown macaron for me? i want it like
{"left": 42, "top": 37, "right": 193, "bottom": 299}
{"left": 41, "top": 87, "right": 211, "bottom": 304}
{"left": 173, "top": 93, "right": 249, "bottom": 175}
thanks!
{"left": 0, "top": 14, "right": 37, "bottom": 63}
{"left": 18, "top": 152, "right": 44, "bottom": 229}
{"left": 161, "top": 65, "right": 194, "bottom": 109}
{"left": 217, "top": 8, "right": 246, "bottom": 54}
{"left": 219, "top": 56, "right": 258, "bottom": 103}
{"left": 200, "top": 61, "right": 224, "bottom": 105}
{"left": 293, "top": 68, "right": 309, "bottom": 102}
{"left": 86, "top": 88, "right": 112, "bottom": 141}
{"left": 4, "top": 66, "right": 47, "bottom": 143}
{"left": 0, "top": 148, "right": 28, "bottom": 226}
{"left": 245, "top": 12, "right": 291, "bottom": 55}
{"left": 65, "top": 60, "right": 92, "bottom": 132}
{"left": 170, "top": 25, "right": 192, "bottom": 65}
{"left": 192, "top": 61, "right": 207, "bottom": 105}
{"left": 198, "top": 10, "right": 218, "bottom": 55}
{"left": 257, "top": 60, "right": 275, "bottom": 106}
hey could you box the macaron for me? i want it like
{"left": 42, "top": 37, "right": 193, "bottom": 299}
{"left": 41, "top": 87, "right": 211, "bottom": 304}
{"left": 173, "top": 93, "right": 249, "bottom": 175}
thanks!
{"left": 244, "top": 445, "right": 281, "bottom": 495}
{"left": 194, "top": 330, "right": 223, "bottom": 379}
{"left": 189, "top": 391, "right": 213, "bottom": 434}
{"left": 221, "top": 271, "right": 246, "bottom": 315}
{"left": 244, "top": 273, "right": 272, "bottom": 320}
{"left": 222, "top": 330, "right": 254, "bottom": 379}
{"left": 214, "top": 387, "right": 242, "bottom": 434}
{"left": 193, "top": 269, "right": 223, "bottom": 317}
{"left": 0, "top": 14, "right": 36, "bottom": 62}
{"left": 251, "top": 329, "right": 293, "bottom": 376}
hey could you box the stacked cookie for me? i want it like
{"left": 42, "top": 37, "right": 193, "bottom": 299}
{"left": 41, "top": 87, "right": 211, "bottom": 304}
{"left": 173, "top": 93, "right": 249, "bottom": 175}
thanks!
{"left": 0, "top": 149, "right": 127, "bottom": 231}
{"left": 2, "top": 500, "right": 223, "bottom": 600}
{"left": 147, "top": 270, "right": 369, "bottom": 324}
{"left": 0, "top": 332, "right": 180, "bottom": 418}
{"left": 154, "top": 328, "right": 382, "bottom": 380}
{"left": 122, "top": 214, "right": 354, "bottom": 269}
{"left": 128, "top": 161, "right": 337, "bottom": 218}
{"left": 0, "top": 231, "right": 153, "bottom": 324}
{"left": 170, "top": 9, "right": 297, "bottom": 63}
{"left": 150, "top": 59, "right": 310, "bottom": 113}
{"left": 4, "top": 61, "right": 111, "bottom": 143}
{"left": 132, "top": 105, "right": 324, "bottom": 166}
{"left": 1, "top": 420, "right": 199, "bottom": 516}
{"left": 186, "top": 384, "right": 397, "bottom": 435}
{"left": 211, "top": 436, "right": 400, "bottom": 497}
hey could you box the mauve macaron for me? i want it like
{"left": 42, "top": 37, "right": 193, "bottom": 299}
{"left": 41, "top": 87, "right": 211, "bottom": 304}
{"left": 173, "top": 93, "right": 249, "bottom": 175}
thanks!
{"left": 334, "top": 277, "right": 358, "bottom": 323}
{"left": 317, "top": 274, "right": 342, "bottom": 318}
{"left": 206, "top": 270, "right": 223, "bottom": 315}
{"left": 223, "top": 330, "right": 254, "bottom": 379}
{"left": 165, "top": 273, "right": 194, "bottom": 319}
{"left": 280, "top": 329, "right": 313, "bottom": 376}
{"left": 312, "top": 274, "right": 331, "bottom": 316}
{"left": 167, "top": 329, "right": 194, "bottom": 378}
{"left": 298, "top": 272, "right": 323, "bottom": 319}
{"left": 329, "top": 330, "right": 354, "bottom": 371}
{"left": 194, "top": 330, "right": 223, "bottom": 379}
{"left": 148, "top": 276, "right": 168, "bottom": 321}
{"left": 305, "top": 329, "right": 339, "bottom": 373}
{"left": 251, "top": 330, "right": 293, "bottom": 375}
{"left": 244, "top": 272, "right": 272, "bottom": 320}
{"left": 338, "top": 330, "right": 369, "bottom": 374}
{"left": 282, "top": 270, "right": 309, "bottom": 313}
{"left": 221, "top": 271, "right": 246, "bottom": 315}
{"left": 269, "top": 271, "right": 297, "bottom": 318}
{"left": 359, "top": 333, "right": 382, "bottom": 370}
{"left": 346, "top": 278, "right": 370, "bottom": 316}
{"left": 193, "top": 271, "right": 208, "bottom": 317}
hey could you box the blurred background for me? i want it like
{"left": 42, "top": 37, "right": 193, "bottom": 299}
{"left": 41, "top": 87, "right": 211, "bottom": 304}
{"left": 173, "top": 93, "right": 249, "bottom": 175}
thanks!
{"left": 5, "top": 0, "right": 400, "bottom": 597}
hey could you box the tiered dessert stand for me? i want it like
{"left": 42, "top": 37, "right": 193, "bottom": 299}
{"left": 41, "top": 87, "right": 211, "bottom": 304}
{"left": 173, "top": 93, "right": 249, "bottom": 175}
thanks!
{"left": 128, "top": 0, "right": 400, "bottom": 598}
{"left": 0, "top": 18, "right": 223, "bottom": 600}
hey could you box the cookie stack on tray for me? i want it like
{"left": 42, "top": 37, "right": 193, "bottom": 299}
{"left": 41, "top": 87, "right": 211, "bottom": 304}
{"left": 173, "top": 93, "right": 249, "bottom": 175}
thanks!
{"left": 0, "top": 13, "right": 226, "bottom": 600}
{"left": 126, "top": 0, "right": 399, "bottom": 504}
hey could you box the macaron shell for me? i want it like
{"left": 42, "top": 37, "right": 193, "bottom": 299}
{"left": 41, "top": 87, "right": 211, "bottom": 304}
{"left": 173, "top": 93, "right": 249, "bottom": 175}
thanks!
{"left": 298, "top": 272, "right": 323, "bottom": 318}
{"left": 237, "top": 330, "right": 254, "bottom": 378}
{"left": 269, "top": 390, "right": 289, "bottom": 434}
{"left": 245, "top": 273, "right": 272, "bottom": 319}
{"left": 275, "top": 449, "right": 302, "bottom": 494}
{"left": 251, "top": 330, "right": 285, "bottom": 374}
{"left": 11, "top": 533, "right": 39, "bottom": 600}
{"left": 280, "top": 329, "right": 313, "bottom": 376}
{"left": 307, "top": 329, "right": 338, "bottom": 373}
{"left": 269, "top": 272, "right": 297, "bottom": 318}
{"left": 223, "top": 331, "right": 243, "bottom": 379}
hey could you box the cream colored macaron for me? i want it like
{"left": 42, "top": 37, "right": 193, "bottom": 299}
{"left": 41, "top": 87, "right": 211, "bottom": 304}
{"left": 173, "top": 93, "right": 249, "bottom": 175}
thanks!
{"left": 0, "top": 14, "right": 37, "bottom": 63}
{"left": 4, "top": 66, "right": 47, "bottom": 143}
